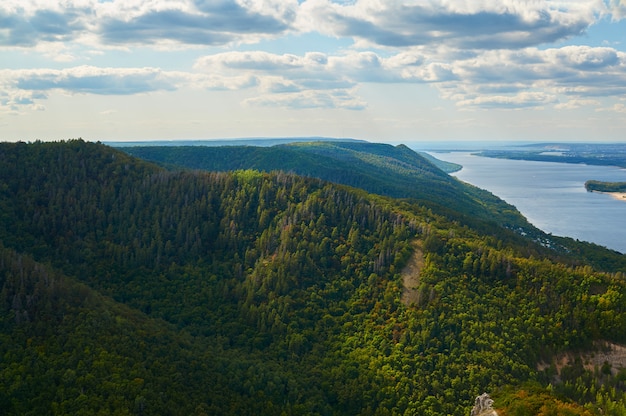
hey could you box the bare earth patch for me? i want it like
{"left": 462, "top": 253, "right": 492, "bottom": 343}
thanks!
{"left": 537, "top": 341, "right": 626, "bottom": 377}
{"left": 401, "top": 240, "right": 424, "bottom": 306}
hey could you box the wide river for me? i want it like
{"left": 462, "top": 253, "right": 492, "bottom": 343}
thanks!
{"left": 428, "top": 152, "right": 626, "bottom": 254}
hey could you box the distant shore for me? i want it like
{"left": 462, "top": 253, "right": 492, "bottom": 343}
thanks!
{"left": 584, "top": 180, "right": 626, "bottom": 202}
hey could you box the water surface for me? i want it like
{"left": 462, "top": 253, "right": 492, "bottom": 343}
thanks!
{"left": 429, "top": 152, "right": 626, "bottom": 253}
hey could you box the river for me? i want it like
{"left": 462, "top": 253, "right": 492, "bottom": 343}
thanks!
{"left": 427, "top": 151, "right": 626, "bottom": 254}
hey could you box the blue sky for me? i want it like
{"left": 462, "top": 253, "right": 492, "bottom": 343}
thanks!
{"left": 1, "top": 0, "right": 626, "bottom": 143}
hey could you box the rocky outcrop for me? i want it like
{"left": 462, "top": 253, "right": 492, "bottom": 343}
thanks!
{"left": 470, "top": 393, "right": 498, "bottom": 416}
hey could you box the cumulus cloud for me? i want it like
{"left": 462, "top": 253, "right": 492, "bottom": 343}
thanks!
{"left": 299, "top": 0, "right": 604, "bottom": 49}
{"left": 0, "top": 0, "right": 615, "bottom": 51}
{"left": 2, "top": 1, "right": 626, "bottom": 114}
{"left": 608, "top": 0, "right": 626, "bottom": 20}
{"left": 12, "top": 66, "right": 179, "bottom": 95}
{"left": 0, "top": 66, "right": 184, "bottom": 113}
{"left": 0, "top": 2, "right": 90, "bottom": 47}
{"left": 191, "top": 44, "right": 626, "bottom": 110}
{"left": 457, "top": 92, "right": 559, "bottom": 109}
{"left": 0, "top": 0, "right": 298, "bottom": 48}
{"left": 194, "top": 50, "right": 430, "bottom": 87}
{"left": 423, "top": 45, "right": 626, "bottom": 109}
{"left": 244, "top": 89, "right": 367, "bottom": 110}
{"left": 555, "top": 98, "right": 600, "bottom": 109}
{"left": 98, "top": 1, "right": 294, "bottom": 46}
{"left": 0, "top": 88, "right": 48, "bottom": 113}
{"left": 5, "top": 42, "right": 626, "bottom": 112}
{"left": 193, "top": 50, "right": 431, "bottom": 108}
{"left": 611, "top": 103, "right": 626, "bottom": 113}
{"left": 194, "top": 50, "right": 365, "bottom": 108}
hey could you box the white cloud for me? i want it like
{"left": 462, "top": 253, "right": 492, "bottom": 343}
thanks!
{"left": 0, "top": 0, "right": 614, "bottom": 51}
{"left": 299, "top": 0, "right": 605, "bottom": 49}
{"left": 4, "top": 42, "right": 626, "bottom": 113}
{"left": 555, "top": 98, "right": 600, "bottom": 109}
{"left": 596, "top": 102, "right": 626, "bottom": 113}
{"left": 457, "top": 92, "right": 558, "bottom": 109}
{"left": 0, "top": 1, "right": 96, "bottom": 48}
{"left": 427, "top": 45, "right": 626, "bottom": 108}
{"left": 193, "top": 49, "right": 429, "bottom": 108}
{"left": 244, "top": 88, "right": 367, "bottom": 110}
{"left": 2, "top": 2, "right": 626, "bottom": 114}
{"left": 194, "top": 51, "right": 367, "bottom": 108}
{"left": 613, "top": 103, "right": 626, "bottom": 112}
{"left": 11, "top": 66, "right": 180, "bottom": 94}
{"left": 608, "top": 0, "right": 626, "bottom": 20}
{"left": 194, "top": 50, "right": 428, "bottom": 87}
{"left": 0, "top": 88, "right": 48, "bottom": 113}
{"left": 0, "top": 66, "right": 187, "bottom": 114}
{"left": 0, "top": 0, "right": 298, "bottom": 49}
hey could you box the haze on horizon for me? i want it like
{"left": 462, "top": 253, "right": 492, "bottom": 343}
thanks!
{"left": 2, "top": 0, "right": 626, "bottom": 143}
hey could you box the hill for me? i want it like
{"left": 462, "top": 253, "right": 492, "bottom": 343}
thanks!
{"left": 106, "top": 136, "right": 366, "bottom": 148}
{"left": 121, "top": 141, "right": 532, "bottom": 231}
{"left": 2, "top": 140, "right": 626, "bottom": 415}
{"left": 122, "top": 140, "right": 626, "bottom": 271}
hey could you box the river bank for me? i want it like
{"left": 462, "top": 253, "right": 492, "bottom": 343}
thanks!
{"left": 425, "top": 151, "right": 626, "bottom": 253}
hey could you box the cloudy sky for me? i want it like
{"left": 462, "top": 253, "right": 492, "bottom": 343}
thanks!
{"left": 1, "top": 0, "right": 626, "bottom": 143}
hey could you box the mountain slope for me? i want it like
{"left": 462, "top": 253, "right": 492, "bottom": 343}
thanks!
{"left": 0, "top": 244, "right": 235, "bottom": 415}
{"left": 122, "top": 141, "right": 530, "bottom": 231}
{"left": 1, "top": 140, "right": 626, "bottom": 415}
{"left": 123, "top": 140, "right": 626, "bottom": 271}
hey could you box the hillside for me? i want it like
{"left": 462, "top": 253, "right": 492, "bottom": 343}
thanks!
{"left": 122, "top": 140, "right": 626, "bottom": 271}
{"left": 121, "top": 141, "right": 530, "bottom": 232}
{"left": 2, "top": 140, "right": 626, "bottom": 415}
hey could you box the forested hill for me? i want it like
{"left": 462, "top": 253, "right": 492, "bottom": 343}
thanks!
{"left": 123, "top": 141, "right": 626, "bottom": 271}
{"left": 121, "top": 141, "right": 531, "bottom": 232}
{"left": 2, "top": 140, "right": 626, "bottom": 415}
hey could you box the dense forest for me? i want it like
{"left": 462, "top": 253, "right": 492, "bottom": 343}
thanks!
{"left": 122, "top": 141, "right": 626, "bottom": 272}
{"left": 121, "top": 142, "right": 530, "bottom": 233}
{"left": 2, "top": 140, "right": 626, "bottom": 415}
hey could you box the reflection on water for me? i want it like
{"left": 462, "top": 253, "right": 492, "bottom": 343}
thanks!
{"left": 429, "top": 152, "right": 626, "bottom": 254}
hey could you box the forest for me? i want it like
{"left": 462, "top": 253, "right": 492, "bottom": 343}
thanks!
{"left": 585, "top": 180, "right": 626, "bottom": 193}
{"left": 2, "top": 139, "right": 626, "bottom": 415}
{"left": 121, "top": 142, "right": 542, "bottom": 236}
{"left": 122, "top": 141, "right": 626, "bottom": 272}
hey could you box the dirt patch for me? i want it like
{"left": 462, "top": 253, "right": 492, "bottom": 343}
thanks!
{"left": 401, "top": 240, "right": 424, "bottom": 306}
{"left": 537, "top": 341, "right": 626, "bottom": 377}
{"left": 591, "top": 342, "right": 626, "bottom": 370}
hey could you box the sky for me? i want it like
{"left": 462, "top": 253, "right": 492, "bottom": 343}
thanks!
{"left": 1, "top": 0, "right": 626, "bottom": 143}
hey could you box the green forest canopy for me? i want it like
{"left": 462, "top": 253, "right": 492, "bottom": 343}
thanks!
{"left": 1, "top": 140, "right": 626, "bottom": 415}
{"left": 585, "top": 180, "right": 626, "bottom": 193}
